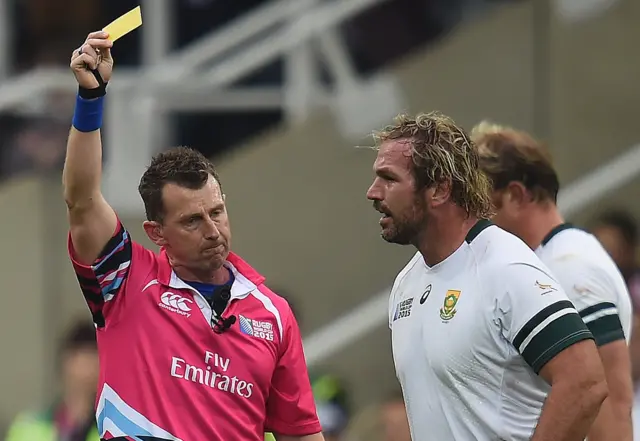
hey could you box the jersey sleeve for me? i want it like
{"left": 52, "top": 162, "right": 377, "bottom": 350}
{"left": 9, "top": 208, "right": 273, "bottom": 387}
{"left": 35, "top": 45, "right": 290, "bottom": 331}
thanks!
{"left": 549, "top": 257, "right": 627, "bottom": 346}
{"left": 495, "top": 262, "right": 594, "bottom": 374}
{"left": 68, "top": 220, "right": 132, "bottom": 327}
{"left": 264, "top": 311, "right": 321, "bottom": 436}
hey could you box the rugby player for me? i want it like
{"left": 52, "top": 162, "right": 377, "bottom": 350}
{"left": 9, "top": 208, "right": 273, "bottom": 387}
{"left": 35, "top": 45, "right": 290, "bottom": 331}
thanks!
{"left": 366, "top": 112, "right": 607, "bottom": 441}
{"left": 64, "top": 31, "right": 323, "bottom": 441}
{"left": 473, "top": 121, "right": 633, "bottom": 441}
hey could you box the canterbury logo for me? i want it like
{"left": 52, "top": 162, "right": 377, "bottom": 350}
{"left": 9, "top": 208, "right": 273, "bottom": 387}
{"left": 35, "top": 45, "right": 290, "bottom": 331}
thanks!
{"left": 161, "top": 292, "right": 193, "bottom": 312}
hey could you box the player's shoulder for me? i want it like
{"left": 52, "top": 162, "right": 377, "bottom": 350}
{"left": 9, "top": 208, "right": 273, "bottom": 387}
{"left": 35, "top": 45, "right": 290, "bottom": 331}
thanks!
{"left": 387, "top": 252, "right": 423, "bottom": 325}
{"left": 396, "top": 251, "right": 423, "bottom": 280}
{"left": 538, "top": 227, "right": 602, "bottom": 260}
{"left": 468, "top": 224, "right": 560, "bottom": 299}
{"left": 468, "top": 223, "right": 545, "bottom": 273}
{"left": 390, "top": 252, "right": 423, "bottom": 293}
{"left": 538, "top": 227, "right": 623, "bottom": 285}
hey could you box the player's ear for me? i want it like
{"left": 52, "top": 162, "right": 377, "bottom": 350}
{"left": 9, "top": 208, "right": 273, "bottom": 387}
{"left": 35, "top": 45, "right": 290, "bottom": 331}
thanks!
{"left": 505, "top": 181, "right": 528, "bottom": 206}
{"left": 430, "top": 179, "right": 452, "bottom": 207}
{"left": 143, "top": 220, "right": 167, "bottom": 247}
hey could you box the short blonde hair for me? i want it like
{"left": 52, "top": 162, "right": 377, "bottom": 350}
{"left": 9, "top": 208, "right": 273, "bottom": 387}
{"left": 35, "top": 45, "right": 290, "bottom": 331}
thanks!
{"left": 373, "top": 111, "right": 494, "bottom": 219}
{"left": 471, "top": 121, "right": 559, "bottom": 202}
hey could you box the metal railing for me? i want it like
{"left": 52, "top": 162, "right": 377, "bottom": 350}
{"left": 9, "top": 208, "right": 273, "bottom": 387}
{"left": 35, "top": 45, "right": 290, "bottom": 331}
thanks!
{"left": 103, "top": 0, "right": 389, "bottom": 214}
{"left": 303, "top": 142, "right": 640, "bottom": 366}
{"left": 0, "top": 0, "right": 387, "bottom": 112}
{"left": 0, "top": 0, "right": 390, "bottom": 214}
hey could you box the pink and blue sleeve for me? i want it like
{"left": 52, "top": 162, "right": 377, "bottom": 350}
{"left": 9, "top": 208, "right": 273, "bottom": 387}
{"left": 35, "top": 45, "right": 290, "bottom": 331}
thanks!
{"left": 68, "top": 221, "right": 132, "bottom": 327}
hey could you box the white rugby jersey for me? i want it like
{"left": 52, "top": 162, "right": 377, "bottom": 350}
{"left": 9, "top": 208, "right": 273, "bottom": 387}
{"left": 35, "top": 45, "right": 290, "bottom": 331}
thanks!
{"left": 389, "top": 220, "right": 593, "bottom": 441}
{"left": 535, "top": 224, "right": 632, "bottom": 346}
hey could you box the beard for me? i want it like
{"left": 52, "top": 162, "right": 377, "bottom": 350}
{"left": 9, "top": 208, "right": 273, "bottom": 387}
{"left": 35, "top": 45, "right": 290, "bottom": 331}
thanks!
{"left": 380, "top": 197, "right": 428, "bottom": 246}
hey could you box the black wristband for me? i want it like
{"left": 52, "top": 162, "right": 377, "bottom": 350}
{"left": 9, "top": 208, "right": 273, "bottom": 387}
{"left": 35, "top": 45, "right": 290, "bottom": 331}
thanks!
{"left": 78, "top": 69, "right": 108, "bottom": 99}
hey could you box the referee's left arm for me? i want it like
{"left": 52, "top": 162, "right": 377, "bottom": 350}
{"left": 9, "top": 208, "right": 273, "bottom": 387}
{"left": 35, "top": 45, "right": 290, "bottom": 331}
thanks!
{"left": 264, "top": 311, "right": 323, "bottom": 441}
{"left": 499, "top": 262, "right": 607, "bottom": 441}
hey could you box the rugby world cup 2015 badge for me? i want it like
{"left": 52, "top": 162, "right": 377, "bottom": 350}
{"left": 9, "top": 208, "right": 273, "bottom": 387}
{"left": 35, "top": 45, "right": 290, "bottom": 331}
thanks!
{"left": 393, "top": 298, "right": 414, "bottom": 322}
{"left": 439, "top": 290, "right": 461, "bottom": 322}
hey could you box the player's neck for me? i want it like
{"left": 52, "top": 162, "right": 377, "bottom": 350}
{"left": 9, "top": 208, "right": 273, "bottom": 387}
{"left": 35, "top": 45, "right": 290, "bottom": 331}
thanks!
{"left": 416, "top": 212, "right": 479, "bottom": 267}
{"left": 521, "top": 203, "right": 565, "bottom": 250}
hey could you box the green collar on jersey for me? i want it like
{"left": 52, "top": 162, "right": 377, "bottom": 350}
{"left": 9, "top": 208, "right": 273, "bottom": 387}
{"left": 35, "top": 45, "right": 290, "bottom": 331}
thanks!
{"left": 540, "top": 222, "right": 575, "bottom": 246}
{"left": 465, "top": 219, "right": 493, "bottom": 243}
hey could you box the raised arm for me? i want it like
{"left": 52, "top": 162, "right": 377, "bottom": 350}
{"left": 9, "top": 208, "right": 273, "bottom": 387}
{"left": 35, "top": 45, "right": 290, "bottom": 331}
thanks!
{"left": 63, "top": 31, "right": 117, "bottom": 265}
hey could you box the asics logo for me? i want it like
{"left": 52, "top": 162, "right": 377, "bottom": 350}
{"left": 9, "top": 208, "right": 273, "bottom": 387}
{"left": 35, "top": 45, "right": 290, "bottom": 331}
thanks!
{"left": 161, "top": 292, "right": 193, "bottom": 312}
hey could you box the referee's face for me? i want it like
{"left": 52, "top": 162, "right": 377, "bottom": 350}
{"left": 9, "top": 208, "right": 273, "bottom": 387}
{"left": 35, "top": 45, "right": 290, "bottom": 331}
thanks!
{"left": 368, "top": 140, "right": 427, "bottom": 245}
{"left": 156, "top": 175, "right": 231, "bottom": 273}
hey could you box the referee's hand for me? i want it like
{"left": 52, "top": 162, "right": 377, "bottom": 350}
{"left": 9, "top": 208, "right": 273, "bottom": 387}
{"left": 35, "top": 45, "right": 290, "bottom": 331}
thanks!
{"left": 70, "top": 31, "right": 114, "bottom": 90}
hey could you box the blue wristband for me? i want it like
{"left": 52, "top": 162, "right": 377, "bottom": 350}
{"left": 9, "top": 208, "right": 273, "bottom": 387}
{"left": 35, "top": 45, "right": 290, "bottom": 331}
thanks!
{"left": 72, "top": 95, "right": 105, "bottom": 132}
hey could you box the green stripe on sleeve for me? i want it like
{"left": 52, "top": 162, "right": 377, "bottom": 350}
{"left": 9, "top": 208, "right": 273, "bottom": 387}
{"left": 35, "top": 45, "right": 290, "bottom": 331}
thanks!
{"left": 579, "top": 302, "right": 616, "bottom": 320}
{"left": 579, "top": 302, "right": 625, "bottom": 346}
{"left": 513, "top": 300, "right": 574, "bottom": 349}
{"left": 585, "top": 314, "right": 625, "bottom": 346}
{"left": 520, "top": 312, "right": 593, "bottom": 373}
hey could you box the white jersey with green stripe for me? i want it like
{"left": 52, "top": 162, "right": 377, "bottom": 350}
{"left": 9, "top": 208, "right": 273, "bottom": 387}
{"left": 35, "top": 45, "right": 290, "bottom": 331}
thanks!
{"left": 389, "top": 220, "right": 593, "bottom": 441}
{"left": 535, "top": 223, "right": 632, "bottom": 346}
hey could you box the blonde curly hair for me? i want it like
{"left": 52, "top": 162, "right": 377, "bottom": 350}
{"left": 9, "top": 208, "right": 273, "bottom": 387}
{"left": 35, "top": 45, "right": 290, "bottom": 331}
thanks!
{"left": 471, "top": 121, "right": 559, "bottom": 203}
{"left": 373, "top": 111, "right": 494, "bottom": 219}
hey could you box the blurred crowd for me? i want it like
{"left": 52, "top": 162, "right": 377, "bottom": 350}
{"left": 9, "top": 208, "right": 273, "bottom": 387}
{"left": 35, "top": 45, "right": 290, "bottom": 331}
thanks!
{"left": 5, "top": 207, "right": 640, "bottom": 441}
{"left": 0, "top": 0, "right": 515, "bottom": 182}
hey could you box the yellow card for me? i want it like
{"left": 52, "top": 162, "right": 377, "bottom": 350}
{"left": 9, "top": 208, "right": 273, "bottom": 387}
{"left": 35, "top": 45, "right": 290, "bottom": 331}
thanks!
{"left": 103, "top": 6, "right": 143, "bottom": 42}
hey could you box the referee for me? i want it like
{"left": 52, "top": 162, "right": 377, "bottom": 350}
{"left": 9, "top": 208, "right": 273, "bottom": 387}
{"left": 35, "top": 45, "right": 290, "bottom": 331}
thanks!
{"left": 64, "top": 31, "right": 324, "bottom": 441}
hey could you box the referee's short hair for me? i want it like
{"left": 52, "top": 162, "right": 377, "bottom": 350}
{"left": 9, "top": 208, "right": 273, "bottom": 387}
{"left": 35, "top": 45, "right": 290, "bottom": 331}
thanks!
{"left": 138, "top": 147, "right": 222, "bottom": 223}
{"left": 372, "top": 112, "right": 494, "bottom": 219}
{"left": 471, "top": 122, "right": 560, "bottom": 203}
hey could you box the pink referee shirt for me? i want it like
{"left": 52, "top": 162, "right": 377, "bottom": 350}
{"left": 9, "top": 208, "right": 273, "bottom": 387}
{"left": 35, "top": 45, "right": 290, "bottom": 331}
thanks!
{"left": 69, "top": 220, "right": 321, "bottom": 440}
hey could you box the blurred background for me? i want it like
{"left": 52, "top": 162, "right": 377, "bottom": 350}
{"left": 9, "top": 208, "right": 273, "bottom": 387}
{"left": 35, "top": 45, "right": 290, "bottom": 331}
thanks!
{"left": 0, "top": 0, "right": 639, "bottom": 440}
